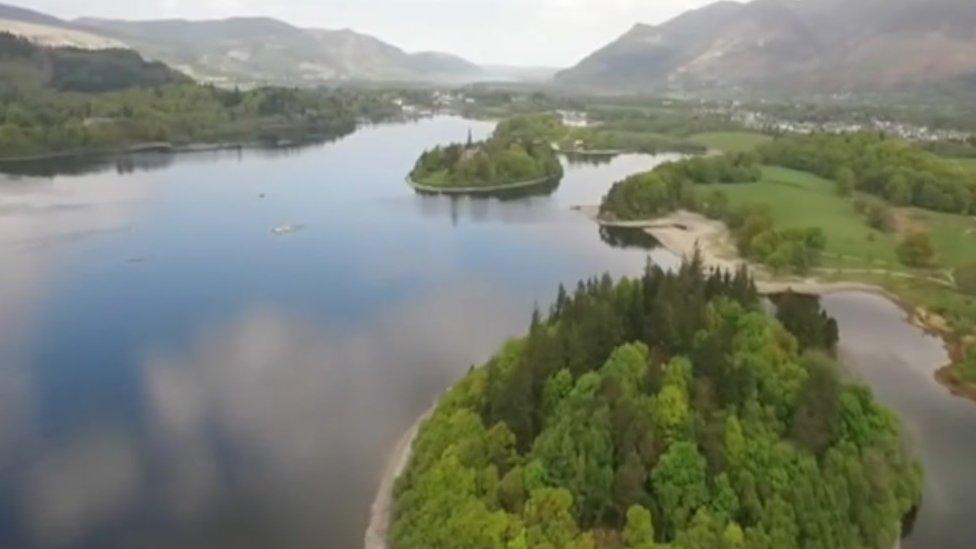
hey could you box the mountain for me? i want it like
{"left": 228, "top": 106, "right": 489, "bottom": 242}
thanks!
{"left": 555, "top": 0, "right": 976, "bottom": 97}
{"left": 0, "top": 3, "right": 124, "bottom": 49}
{"left": 73, "top": 16, "right": 482, "bottom": 86}
{"left": 0, "top": 3, "right": 483, "bottom": 86}
{"left": 0, "top": 3, "right": 70, "bottom": 27}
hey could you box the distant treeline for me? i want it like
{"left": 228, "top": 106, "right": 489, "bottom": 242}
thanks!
{"left": 0, "top": 33, "right": 401, "bottom": 158}
{"left": 758, "top": 133, "right": 976, "bottom": 214}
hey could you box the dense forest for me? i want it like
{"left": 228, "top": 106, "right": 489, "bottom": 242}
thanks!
{"left": 409, "top": 114, "right": 563, "bottom": 188}
{"left": 392, "top": 259, "right": 921, "bottom": 548}
{"left": 758, "top": 133, "right": 976, "bottom": 215}
{"left": 0, "top": 33, "right": 401, "bottom": 158}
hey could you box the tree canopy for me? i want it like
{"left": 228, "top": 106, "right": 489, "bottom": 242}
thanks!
{"left": 392, "top": 259, "right": 921, "bottom": 548}
{"left": 409, "top": 114, "right": 563, "bottom": 189}
{"left": 759, "top": 132, "right": 976, "bottom": 215}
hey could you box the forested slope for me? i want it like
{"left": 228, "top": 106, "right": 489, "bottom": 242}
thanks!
{"left": 391, "top": 259, "right": 921, "bottom": 548}
{"left": 0, "top": 33, "right": 399, "bottom": 158}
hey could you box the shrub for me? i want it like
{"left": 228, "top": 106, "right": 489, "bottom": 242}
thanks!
{"left": 897, "top": 232, "right": 935, "bottom": 267}
{"left": 866, "top": 203, "right": 894, "bottom": 232}
{"left": 956, "top": 262, "right": 976, "bottom": 295}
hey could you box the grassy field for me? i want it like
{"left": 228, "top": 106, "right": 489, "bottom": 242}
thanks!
{"left": 689, "top": 132, "right": 772, "bottom": 153}
{"left": 697, "top": 163, "right": 976, "bottom": 385}
{"left": 903, "top": 208, "right": 976, "bottom": 270}
{"left": 699, "top": 164, "right": 976, "bottom": 274}
{"left": 698, "top": 166, "right": 900, "bottom": 269}
{"left": 954, "top": 158, "right": 976, "bottom": 173}
{"left": 558, "top": 128, "right": 703, "bottom": 153}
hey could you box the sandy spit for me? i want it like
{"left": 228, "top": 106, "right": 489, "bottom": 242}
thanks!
{"left": 363, "top": 401, "right": 437, "bottom": 549}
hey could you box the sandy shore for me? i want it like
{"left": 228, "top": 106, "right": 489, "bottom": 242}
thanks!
{"left": 363, "top": 401, "right": 437, "bottom": 549}
{"left": 584, "top": 208, "right": 911, "bottom": 298}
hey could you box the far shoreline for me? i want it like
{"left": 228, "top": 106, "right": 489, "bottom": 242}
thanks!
{"left": 0, "top": 134, "right": 349, "bottom": 166}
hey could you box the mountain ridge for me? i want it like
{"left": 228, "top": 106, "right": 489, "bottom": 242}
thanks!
{"left": 555, "top": 0, "right": 976, "bottom": 97}
{"left": 0, "top": 3, "right": 485, "bottom": 86}
{"left": 74, "top": 15, "right": 483, "bottom": 85}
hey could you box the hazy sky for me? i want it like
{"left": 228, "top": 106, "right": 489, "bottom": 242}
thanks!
{"left": 23, "top": 0, "right": 719, "bottom": 66}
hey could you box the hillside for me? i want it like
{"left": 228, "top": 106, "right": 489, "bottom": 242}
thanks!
{"left": 74, "top": 16, "right": 482, "bottom": 86}
{"left": 555, "top": 0, "right": 976, "bottom": 97}
{"left": 0, "top": 2, "right": 484, "bottom": 86}
{"left": 0, "top": 32, "right": 188, "bottom": 92}
{"left": 0, "top": 3, "right": 123, "bottom": 49}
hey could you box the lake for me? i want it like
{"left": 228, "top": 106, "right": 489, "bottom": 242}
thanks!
{"left": 0, "top": 115, "right": 971, "bottom": 548}
{"left": 0, "top": 116, "right": 678, "bottom": 548}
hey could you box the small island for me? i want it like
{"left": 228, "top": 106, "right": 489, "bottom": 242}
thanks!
{"left": 408, "top": 115, "right": 563, "bottom": 193}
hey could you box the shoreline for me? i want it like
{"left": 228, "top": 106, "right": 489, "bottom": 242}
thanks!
{"left": 363, "top": 208, "right": 955, "bottom": 548}
{"left": 0, "top": 124, "right": 384, "bottom": 165}
{"left": 406, "top": 172, "right": 561, "bottom": 195}
{"left": 581, "top": 207, "right": 945, "bottom": 299}
{"left": 364, "top": 401, "right": 437, "bottom": 549}
{"left": 583, "top": 207, "right": 973, "bottom": 403}
{"left": 0, "top": 140, "right": 293, "bottom": 165}
{"left": 553, "top": 147, "right": 622, "bottom": 157}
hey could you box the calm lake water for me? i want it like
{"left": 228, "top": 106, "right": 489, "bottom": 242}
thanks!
{"left": 0, "top": 116, "right": 971, "bottom": 548}
{"left": 0, "top": 116, "right": 679, "bottom": 548}
{"left": 822, "top": 293, "right": 974, "bottom": 549}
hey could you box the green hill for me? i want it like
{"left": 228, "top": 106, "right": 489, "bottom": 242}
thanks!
{"left": 0, "top": 32, "right": 188, "bottom": 92}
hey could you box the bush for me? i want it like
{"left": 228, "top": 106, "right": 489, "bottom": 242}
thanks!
{"left": 897, "top": 232, "right": 935, "bottom": 267}
{"left": 835, "top": 166, "right": 855, "bottom": 197}
{"left": 956, "top": 263, "right": 976, "bottom": 296}
{"left": 866, "top": 203, "right": 894, "bottom": 232}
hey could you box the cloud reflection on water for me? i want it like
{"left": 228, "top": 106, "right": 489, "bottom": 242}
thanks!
{"left": 26, "top": 430, "right": 143, "bottom": 547}
{"left": 133, "top": 282, "right": 525, "bottom": 547}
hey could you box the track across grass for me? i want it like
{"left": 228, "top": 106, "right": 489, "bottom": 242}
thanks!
{"left": 689, "top": 131, "right": 772, "bottom": 153}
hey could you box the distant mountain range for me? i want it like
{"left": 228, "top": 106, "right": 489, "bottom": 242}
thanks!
{"left": 4, "top": 0, "right": 975, "bottom": 98}
{"left": 0, "top": 3, "right": 554, "bottom": 86}
{"left": 73, "top": 17, "right": 484, "bottom": 86}
{"left": 556, "top": 0, "right": 976, "bottom": 97}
